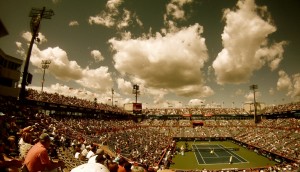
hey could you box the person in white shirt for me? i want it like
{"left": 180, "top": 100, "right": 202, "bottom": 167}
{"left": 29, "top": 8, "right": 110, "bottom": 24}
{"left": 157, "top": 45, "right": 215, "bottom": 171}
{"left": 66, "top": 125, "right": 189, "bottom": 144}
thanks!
{"left": 88, "top": 148, "right": 104, "bottom": 163}
{"left": 86, "top": 145, "right": 95, "bottom": 159}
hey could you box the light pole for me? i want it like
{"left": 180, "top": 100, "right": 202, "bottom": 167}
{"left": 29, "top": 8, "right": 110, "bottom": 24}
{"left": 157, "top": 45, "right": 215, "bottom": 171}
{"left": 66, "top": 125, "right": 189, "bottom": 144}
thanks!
{"left": 250, "top": 84, "right": 258, "bottom": 123}
{"left": 19, "top": 7, "right": 54, "bottom": 101}
{"left": 41, "top": 60, "right": 51, "bottom": 92}
{"left": 133, "top": 84, "right": 140, "bottom": 103}
{"left": 111, "top": 88, "right": 114, "bottom": 106}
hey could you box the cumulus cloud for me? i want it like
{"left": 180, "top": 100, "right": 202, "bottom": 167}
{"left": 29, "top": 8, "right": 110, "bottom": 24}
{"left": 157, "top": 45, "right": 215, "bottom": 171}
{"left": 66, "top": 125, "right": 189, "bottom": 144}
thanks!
{"left": 110, "top": 23, "right": 213, "bottom": 97}
{"left": 212, "top": 0, "right": 286, "bottom": 84}
{"left": 91, "top": 50, "right": 104, "bottom": 62}
{"left": 277, "top": 70, "right": 292, "bottom": 91}
{"left": 244, "top": 91, "right": 261, "bottom": 101}
{"left": 22, "top": 31, "right": 47, "bottom": 44}
{"left": 146, "top": 88, "right": 168, "bottom": 105}
{"left": 255, "top": 41, "right": 287, "bottom": 71}
{"left": 88, "top": 0, "right": 142, "bottom": 29}
{"left": 106, "top": 0, "right": 123, "bottom": 12}
{"left": 277, "top": 70, "right": 300, "bottom": 98}
{"left": 188, "top": 99, "right": 205, "bottom": 107}
{"left": 290, "top": 74, "right": 300, "bottom": 98}
{"left": 77, "top": 67, "right": 113, "bottom": 92}
{"left": 15, "top": 42, "right": 25, "bottom": 58}
{"left": 89, "top": 11, "right": 116, "bottom": 27}
{"left": 117, "top": 78, "right": 132, "bottom": 95}
{"left": 166, "top": 0, "right": 193, "bottom": 20}
{"left": 30, "top": 45, "right": 83, "bottom": 81}
{"left": 117, "top": 9, "right": 133, "bottom": 29}
{"left": 19, "top": 43, "right": 113, "bottom": 93}
{"left": 69, "top": 20, "right": 79, "bottom": 26}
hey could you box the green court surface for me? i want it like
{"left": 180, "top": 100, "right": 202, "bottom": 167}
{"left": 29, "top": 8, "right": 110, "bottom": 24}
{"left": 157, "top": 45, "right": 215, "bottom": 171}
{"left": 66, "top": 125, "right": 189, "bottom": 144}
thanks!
{"left": 169, "top": 141, "right": 277, "bottom": 170}
{"left": 193, "top": 144, "right": 247, "bottom": 165}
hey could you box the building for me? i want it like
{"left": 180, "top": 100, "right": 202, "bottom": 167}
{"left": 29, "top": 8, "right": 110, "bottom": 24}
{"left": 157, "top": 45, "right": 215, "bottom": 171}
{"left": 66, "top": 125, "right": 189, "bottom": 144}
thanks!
{"left": 0, "top": 49, "right": 23, "bottom": 97}
{"left": 0, "top": 19, "right": 9, "bottom": 38}
{"left": 0, "top": 19, "right": 24, "bottom": 98}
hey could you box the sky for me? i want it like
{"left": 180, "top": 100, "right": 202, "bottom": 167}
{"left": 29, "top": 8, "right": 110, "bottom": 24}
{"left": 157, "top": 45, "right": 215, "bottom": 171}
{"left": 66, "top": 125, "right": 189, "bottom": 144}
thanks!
{"left": 0, "top": 0, "right": 299, "bottom": 109}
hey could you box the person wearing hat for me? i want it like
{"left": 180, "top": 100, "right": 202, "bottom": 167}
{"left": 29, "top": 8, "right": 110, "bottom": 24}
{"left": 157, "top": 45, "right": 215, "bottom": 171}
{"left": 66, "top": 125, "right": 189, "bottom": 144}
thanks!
{"left": 71, "top": 154, "right": 110, "bottom": 172}
{"left": 23, "top": 133, "right": 65, "bottom": 172}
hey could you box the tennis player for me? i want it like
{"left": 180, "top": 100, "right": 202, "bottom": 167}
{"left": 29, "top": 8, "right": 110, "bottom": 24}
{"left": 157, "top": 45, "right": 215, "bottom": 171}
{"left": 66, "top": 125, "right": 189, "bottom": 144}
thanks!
{"left": 229, "top": 155, "right": 233, "bottom": 164}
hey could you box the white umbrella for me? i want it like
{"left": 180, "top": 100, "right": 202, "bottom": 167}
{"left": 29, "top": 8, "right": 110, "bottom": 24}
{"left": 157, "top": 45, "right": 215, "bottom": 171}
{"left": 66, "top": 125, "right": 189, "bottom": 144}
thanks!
{"left": 71, "top": 163, "right": 109, "bottom": 172}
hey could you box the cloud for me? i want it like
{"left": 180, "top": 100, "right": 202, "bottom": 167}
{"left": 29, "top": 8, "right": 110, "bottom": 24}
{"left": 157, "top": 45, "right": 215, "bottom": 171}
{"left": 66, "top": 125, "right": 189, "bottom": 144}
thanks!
{"left": 188, "top": 99, "right": 205, "bottom": 107}
{"left": 89, "top": 11, "right": 116, "bottom": 27}
{"left": 15, "top": 42, "right": 25, "bottom": 58}
{"left": 166, "top": 0, "right": 193, "bottom": 20}
{"left": 22, "top": 44, "right": 113, "bottom": 93}
{"left": 117, "top": 9, "right": 131, "bottom": 29}
{"left": 91, "top": 50, "right": 104, "bottom": 62}
{"left": 88, "top": 0, "right": 142, "bottom": 29}
{"left": 277, "top": 70, "right": 300, "bottom": 98}
{"left": 244, "top": 91, "right": 261, "bottom": 101}
{"left": 235, "top": 89, "right": 244, "bottom": 96}
{"left": 30, "top": 83, "right": 103, "bottom": 102}
{"left": 117, "top": 78, "right": 132, "bottom": 95}
{"left": 30, "top": 45, "right": 83, "bottom": 81}
{"left": 52, "top": 0, "right": 61, "bottom": 4}
{"left": 212, "top": 0, "right": 286, "bottom": 84}
{"left": 277, "top": 70, "right": 292, "bottom": 91}
{"left": 269, "top": 87, "right": 275, "bottom": 95}
{"left": 77, "top": 66, "right": 113, "bottom": 92}
{"left": 116, "top": 9, "right": 143, "bottom": 29}
{"left": 290, "top": 73, "right": 300, "bottom": 98}
{"left": 22, "top": 31, "right": 47, "bottom": 44}
{"left": 21, "top": 32, "right": 32, "bottom": 42}
{"left": 146, "top": 88, "right": 168, "bottom": 105}
{"left": 110, "top": 23, "right": 213, "bottom": 97}
{"left": 106, "top": 0, "right": 123, "bottom": 12}
{"left": 255, "top": 41, "right": 287, "bottom": 71}
{"left": 69, "top": 20, "right": 79, "bottom": 26}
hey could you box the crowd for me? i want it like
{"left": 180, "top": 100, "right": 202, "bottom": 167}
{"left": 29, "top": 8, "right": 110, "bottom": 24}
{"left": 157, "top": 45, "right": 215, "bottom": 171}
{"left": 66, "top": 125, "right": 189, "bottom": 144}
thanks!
{"left": 1, "top": 90, "right": 300, "bottom": 172}
{"left": 142, "top": 102, "right": 300, "bottom": 116}
{"left": 26, "top": 88, "right": 126, "bottom": 114}
{"left": 262, "top": 102, "right": 300, "bottom": 114}
{"left": 27, "top": 88, "right": 300, "bottom": 117}
{"left": 142, "top": 107, "right": 249, "bottom": 116}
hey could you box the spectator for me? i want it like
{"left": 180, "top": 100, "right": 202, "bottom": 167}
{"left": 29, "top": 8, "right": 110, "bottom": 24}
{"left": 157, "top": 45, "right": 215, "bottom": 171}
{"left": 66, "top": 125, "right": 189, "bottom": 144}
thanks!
{"left": 88, "top": 148, "right": 104, "bottom": 163}
{"left": 117, "top": 157, "right": 127, "bottom": 172}
{"left": 23, "top": 133, "right": 65, "bottom": 172}
{"left": 71, "top": 154, "right": 109, "bottom": 172}
{"left": 0, "top": 140, "right": 22, "bottom": 172}
{"left": 108, "top": 161, "right": 119, "bottom": 172}
{"left": 124, "top": 162, "right": 132, "bottom": 172}
{"left": 86, "top": 145, "right": 95, "bottom": 159}
{"left": 19, "top": 132, "right": 33, "bottom": 161}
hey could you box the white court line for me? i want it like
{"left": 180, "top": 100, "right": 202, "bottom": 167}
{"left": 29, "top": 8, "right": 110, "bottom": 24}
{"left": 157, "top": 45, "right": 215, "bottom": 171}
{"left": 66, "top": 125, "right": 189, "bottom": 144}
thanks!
{"left": 192, "top": 145, "right": 207, "bottom": 164}
{"left": 216, "top": 144, "right": 248, "bottom": 163}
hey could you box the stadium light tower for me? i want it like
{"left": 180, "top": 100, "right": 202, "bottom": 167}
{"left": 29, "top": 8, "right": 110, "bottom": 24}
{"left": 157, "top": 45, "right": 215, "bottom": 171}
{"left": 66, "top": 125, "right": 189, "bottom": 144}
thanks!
{"left": 111, "top": 88, "right": 114, "bottom": 106}
{"left": 41, "top": 60, "right": 51, "bottom": 92}
{"left": 133, "top": 84, "right": 140, "bottom": 103}
{"left": 19, "top": 7, "right": 54, "bottom": 101}
{"left": 250, "top": 84, "right": 258, "bottom": 123}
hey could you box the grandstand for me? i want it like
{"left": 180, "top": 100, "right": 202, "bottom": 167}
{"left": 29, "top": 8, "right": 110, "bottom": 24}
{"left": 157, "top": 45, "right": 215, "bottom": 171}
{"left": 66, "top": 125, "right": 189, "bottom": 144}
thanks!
{"left": 0, "top": 90, "right": 300, "bottom": 171}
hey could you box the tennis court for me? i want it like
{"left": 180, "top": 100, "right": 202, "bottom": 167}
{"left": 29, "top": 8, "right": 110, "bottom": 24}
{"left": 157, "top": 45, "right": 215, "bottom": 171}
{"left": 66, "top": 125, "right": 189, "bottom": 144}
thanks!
{"left": 192, "top": 144, "right": 248, "bottom": 165}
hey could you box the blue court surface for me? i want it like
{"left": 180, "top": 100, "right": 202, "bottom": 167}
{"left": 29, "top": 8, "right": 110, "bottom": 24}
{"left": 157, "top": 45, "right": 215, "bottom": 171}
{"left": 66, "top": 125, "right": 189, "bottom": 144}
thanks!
{"left": 192, "top": 144, "right": 248, "bottom": 165}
